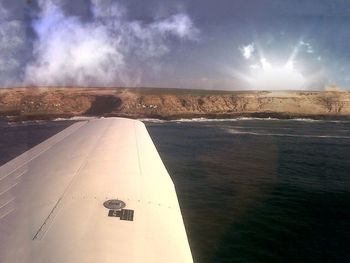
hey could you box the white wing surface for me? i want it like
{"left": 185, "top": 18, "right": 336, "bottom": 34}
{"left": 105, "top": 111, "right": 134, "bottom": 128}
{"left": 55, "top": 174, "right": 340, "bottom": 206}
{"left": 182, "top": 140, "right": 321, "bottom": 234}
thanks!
{"left": 0, "top": 118, "right": 193, "bottom": 263}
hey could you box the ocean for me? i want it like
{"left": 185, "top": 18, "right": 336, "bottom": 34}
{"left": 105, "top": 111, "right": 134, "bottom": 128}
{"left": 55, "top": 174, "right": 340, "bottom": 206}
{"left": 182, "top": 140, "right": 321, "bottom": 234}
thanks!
{"left": 1, "top": 118, "right": 350, "bottom": 263}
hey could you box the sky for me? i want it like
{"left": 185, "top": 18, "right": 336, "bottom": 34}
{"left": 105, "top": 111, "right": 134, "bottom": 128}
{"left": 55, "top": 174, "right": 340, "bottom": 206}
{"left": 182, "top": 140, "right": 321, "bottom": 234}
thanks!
{"left": 1, "top": 0, "right": 350, "bottom": 90}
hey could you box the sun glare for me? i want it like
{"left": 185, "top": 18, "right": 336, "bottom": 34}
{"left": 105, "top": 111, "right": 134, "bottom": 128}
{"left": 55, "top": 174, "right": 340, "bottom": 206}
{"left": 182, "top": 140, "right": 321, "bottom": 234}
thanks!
{"left": 237, "top": 42, "right": 310, "bottom": 90}
{"left": 248, "top": 58, "right": 305, "bottom": 90}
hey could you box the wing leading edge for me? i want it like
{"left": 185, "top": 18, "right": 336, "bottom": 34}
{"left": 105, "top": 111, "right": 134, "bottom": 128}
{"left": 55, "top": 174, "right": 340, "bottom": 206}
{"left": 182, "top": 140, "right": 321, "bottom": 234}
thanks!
{"left": 0, "top": 118, "right": 193, "bottom": 263}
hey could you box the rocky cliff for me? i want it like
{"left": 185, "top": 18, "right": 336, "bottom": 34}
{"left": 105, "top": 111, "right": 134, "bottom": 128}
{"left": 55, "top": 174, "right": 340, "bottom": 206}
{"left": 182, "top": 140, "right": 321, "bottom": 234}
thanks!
{"left": 1, "top": 87, "right": 350, "bottom": 121}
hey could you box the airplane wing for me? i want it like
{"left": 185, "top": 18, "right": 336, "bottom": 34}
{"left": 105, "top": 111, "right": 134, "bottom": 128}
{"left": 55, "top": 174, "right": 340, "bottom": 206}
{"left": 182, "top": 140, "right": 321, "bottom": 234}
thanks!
{"left": 0, "top": 118, "right": 193, "bottom": 263}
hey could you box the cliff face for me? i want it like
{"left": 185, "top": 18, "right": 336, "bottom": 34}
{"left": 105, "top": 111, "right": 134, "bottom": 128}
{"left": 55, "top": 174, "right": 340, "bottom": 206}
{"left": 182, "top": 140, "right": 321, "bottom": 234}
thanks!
{"left": 1, "top": 87, "right": 350, "bottom": 120}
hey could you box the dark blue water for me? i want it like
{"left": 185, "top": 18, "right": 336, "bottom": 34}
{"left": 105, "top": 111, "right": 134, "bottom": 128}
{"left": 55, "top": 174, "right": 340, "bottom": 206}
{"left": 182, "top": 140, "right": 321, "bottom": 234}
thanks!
{"left": 1, "top": 118, "right": 350, "bottom": 263}
{"left": 146, "top": 119, "right": 350, "bottom": 263}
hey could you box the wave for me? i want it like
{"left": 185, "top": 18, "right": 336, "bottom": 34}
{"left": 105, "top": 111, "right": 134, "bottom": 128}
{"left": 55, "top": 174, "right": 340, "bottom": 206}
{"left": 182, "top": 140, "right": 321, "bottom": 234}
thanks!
{"left": 225, "top": 128, "right": 350, "bottom": 139}
{"left": 285, "top": 118, "right": 321, "bottom": 122}
{"left": 287, "top": 118, "right": 350, "bottom": 123}
{"left": 156, "top": 117, "right": 279, "bottom": 123}
{"left": 5, "top": 116, "right": 350, "bottom": 124}
{"left": 139, "top": 117, "right": 238, "bottom": 123}
{"left": 173, "top": 118, "right": 239, "bottom": 123}
{"left": 53, "top": 116, "right": 98, "bottom": 122}
{"left": 160, "top": 117, "right": 350, "bottom": 123}
{"left": 6, "top": 120, "right": 47, "bottom": 126}
{"left": 55, "top": 116, "right": 315, "bottom": 124}
{"left": 138, "top": 118, "right": 167, "bottom": 123}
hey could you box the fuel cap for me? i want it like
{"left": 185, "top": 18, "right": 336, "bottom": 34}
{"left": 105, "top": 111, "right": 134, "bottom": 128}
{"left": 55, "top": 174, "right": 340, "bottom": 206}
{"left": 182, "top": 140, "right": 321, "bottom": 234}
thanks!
{"left": 103, "top": 199, "right": 126, "bottom": 210}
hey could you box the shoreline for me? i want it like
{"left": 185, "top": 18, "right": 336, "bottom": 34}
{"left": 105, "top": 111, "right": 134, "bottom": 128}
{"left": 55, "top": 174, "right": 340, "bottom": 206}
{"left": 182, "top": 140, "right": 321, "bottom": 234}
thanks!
{"left": 1, "top": 87, "right": 350, "bottom": 122}
{"left": 3, "top": 112, "right": 350, "bottom": 123}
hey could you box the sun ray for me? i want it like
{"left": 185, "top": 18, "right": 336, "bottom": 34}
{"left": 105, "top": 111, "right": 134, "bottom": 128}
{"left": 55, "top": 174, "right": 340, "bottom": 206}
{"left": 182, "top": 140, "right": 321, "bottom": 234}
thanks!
{"left": 234, "top": 41, "right": 312, "bottom": 90}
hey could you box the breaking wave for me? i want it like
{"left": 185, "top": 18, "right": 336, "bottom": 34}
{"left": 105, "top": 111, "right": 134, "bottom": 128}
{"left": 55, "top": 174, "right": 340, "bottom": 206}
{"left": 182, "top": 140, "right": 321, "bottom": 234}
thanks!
{"left": 142, "top": 117, "right": 350, "bottom": 124}
{"left": 53, "top": 116, "right": 98, "bottom": 122}
{"left": 138, "top": 118, "right": 167, "bottom": 123}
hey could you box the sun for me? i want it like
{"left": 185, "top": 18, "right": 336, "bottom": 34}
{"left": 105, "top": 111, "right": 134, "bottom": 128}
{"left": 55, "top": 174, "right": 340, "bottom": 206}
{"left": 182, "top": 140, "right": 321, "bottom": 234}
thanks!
{"left": 235, "top": 42, "right": 309, "bottom": 90}
{"left": 248, "top": 58, "right": 305, "bottom": 90}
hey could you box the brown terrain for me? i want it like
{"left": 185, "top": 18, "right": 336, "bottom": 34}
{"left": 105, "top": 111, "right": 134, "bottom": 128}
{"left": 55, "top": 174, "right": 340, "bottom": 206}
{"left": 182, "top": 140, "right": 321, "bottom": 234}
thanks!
{"left": 1, "top": 87, "right": 350, "bottom": 121}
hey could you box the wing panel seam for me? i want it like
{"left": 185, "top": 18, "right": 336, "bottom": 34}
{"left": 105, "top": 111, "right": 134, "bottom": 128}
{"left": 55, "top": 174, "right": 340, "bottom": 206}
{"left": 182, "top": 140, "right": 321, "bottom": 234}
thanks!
{"left": 32, "top": 120, "right": 111, "bottom": 240}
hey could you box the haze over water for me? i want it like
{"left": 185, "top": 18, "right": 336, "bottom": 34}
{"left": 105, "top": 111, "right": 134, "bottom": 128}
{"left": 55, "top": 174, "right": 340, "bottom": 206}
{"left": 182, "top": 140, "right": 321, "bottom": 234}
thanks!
{"left": 1, "top": 118, "right": 350, "bottom": 262}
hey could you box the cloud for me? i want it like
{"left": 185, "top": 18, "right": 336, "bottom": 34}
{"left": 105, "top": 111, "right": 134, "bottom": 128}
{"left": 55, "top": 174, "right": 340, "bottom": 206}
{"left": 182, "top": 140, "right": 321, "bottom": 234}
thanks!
{"left": 24, "top": 0, "right": 199, "bottom": 87}
{"left": 299, "top": 40, "right": 314, "bottom": 54}
{"left": 240, "top": 43, "right": 255, "bottom": 60}
{"left": 0, "top": 3, "right": 27, "bottom": 86}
